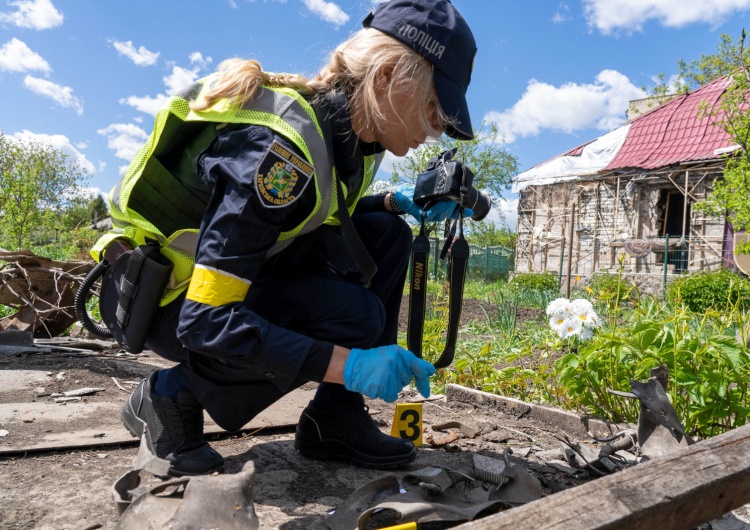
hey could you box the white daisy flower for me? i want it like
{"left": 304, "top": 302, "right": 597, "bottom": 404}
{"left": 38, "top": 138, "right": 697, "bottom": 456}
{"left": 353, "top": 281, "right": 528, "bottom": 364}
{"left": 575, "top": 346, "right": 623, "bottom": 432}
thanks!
{"left": 546, "top": 297, "right": 571, "bottom": 316}
{"left": 549, "top": 316, "right": 565, "bottom": 334}
{"left": 577, "top": 309, "right": 600, "bottom": 328}
{"left": 570, "top": 298, "right": 593, "bottom": 315}
{"left": 558, "top": 318, "right": 583, "bottom": 339}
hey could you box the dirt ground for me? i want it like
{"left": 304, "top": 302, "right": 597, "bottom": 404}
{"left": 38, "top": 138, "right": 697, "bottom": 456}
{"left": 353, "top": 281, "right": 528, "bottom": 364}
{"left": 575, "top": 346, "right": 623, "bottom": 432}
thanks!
{"left": 0, "top": 298, "right": 748, "bottom": 529}
{"left": 0, "top": 351, "right": 583, "bottom": 530}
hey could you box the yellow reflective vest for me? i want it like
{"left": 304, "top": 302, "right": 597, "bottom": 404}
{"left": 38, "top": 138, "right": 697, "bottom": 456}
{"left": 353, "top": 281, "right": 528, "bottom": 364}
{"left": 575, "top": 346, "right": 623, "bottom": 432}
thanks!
{"left": 91, "top": 76, "right": 381, "bottom": 305}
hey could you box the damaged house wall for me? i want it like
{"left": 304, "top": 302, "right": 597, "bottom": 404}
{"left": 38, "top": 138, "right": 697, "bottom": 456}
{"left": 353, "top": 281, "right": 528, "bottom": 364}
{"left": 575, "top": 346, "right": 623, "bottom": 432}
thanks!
{"left": 515, "top": 167, "right": 727, "bottom": 295}
{"left": 512, "top": 77, "right": 741, "bottom": 296}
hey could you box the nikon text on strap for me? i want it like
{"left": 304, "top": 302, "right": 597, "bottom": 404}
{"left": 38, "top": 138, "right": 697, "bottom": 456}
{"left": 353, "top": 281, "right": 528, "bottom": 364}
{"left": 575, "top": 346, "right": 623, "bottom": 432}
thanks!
{"left": 407, "top": 211, "right": 469, "bottom": 369}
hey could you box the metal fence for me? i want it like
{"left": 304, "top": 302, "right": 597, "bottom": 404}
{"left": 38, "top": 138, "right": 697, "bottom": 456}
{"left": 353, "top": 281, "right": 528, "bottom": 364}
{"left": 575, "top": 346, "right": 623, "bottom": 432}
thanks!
{"left": 556, "top": 233, "right": 742, "bottom": 296}
{"left": 610, "top": 235, "right": 692, "bottom": 273}
{"left": 421, "top": 237, "right": 515, "bottom": 282}
{"left": 418, "top": 234, "right": 743, "bottom": 289}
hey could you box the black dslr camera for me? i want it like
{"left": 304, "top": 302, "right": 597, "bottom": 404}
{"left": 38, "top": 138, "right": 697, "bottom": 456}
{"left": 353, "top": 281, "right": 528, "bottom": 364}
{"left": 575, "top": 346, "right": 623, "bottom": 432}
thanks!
{"left": 412, "top": 148, "right": 491, "bottom": 221}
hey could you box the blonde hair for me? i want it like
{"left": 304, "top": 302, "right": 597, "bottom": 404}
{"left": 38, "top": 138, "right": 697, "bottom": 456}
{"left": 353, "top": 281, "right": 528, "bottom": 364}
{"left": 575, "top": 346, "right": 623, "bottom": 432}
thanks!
{"left": 191, "top": 28, "right": 451, "bottom": 139}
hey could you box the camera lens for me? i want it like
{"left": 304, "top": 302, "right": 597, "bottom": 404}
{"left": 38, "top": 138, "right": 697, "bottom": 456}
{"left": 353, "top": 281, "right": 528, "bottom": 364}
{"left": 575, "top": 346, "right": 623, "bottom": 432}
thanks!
{"left": 464, "top": 188, "right": 492, "bottom": 221}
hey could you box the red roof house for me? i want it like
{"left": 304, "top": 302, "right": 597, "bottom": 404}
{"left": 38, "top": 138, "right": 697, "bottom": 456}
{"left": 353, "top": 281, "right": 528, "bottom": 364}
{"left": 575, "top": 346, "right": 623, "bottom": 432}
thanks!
{"left": 513, "top": 77, "right": 739, "bottom": 292}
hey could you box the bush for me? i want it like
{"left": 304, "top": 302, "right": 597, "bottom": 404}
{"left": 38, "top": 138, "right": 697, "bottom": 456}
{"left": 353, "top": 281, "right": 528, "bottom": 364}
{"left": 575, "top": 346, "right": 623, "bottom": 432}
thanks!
{"left": 667, "top": 267, "right": 750, "bottom": 313}
{"left": 588, "top": 272, "right": 636, "bottom": 304}
{"left": 509, "top": 271, "right": 559, "bottom": 292}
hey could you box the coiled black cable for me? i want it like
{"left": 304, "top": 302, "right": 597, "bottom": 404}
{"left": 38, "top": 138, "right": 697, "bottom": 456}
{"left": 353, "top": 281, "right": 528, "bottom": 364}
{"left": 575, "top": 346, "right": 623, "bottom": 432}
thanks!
{"left": 74, "top": 259, "right": 112, "bottom": 338}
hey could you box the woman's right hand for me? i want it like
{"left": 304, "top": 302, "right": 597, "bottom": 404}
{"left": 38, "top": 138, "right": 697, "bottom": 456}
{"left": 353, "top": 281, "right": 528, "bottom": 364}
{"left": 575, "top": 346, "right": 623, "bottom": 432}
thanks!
{"left": 343, "top": 344, "right": 435, "bottom": 402}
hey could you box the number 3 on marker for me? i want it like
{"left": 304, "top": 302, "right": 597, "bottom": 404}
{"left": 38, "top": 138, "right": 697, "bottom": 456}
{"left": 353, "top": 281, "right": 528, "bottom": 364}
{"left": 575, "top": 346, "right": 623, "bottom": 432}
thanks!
{"left": 390, "top": 403, "right": 422, "bottom": 446}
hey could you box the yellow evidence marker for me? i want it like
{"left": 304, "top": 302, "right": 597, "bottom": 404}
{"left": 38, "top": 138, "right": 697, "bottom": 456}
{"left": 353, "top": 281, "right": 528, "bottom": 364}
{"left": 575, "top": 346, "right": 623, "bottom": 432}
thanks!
{"left": 390, "top": 402, "right": 423, "bottom": 447}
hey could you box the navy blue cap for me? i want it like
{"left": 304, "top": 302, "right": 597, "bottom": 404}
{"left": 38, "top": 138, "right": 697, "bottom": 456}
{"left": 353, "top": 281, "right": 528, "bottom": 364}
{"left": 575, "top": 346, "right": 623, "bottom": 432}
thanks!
{"left": 363, "top": 0, "right": 476, "bottom": 140}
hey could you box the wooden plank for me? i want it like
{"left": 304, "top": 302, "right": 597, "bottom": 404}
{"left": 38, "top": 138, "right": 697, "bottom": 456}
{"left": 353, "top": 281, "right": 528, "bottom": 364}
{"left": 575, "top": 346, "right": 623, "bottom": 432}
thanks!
{"left": 561, "top": 183, "right": 569, "bottom": 273}
{"left": 529, "top": 188, "right": 537, "bottom": 270}
{"left": 453, "top": 423, "right": 750, "bottom": 530}
{"left": 580, "top": 191, "right": 585, "bottom": 276}
{"left": 543, "top": 186, "right": 551, "bottom": 271}
{"left": 612, "top": 177, "right": 620, "bottom": 267}
{"left": 593, "top": 182, "right": 600, "bottom": 273}
{"left": 734, "top": 233, "right": 750, "bottom": 276}
{"left": 0, "top": 386, "right": 316, "bottom": 455}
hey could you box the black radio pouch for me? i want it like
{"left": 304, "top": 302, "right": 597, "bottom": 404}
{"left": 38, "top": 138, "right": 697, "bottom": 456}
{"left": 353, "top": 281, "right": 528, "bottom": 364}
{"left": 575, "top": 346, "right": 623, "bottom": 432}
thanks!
{"left": 100, "top": 241, "right": 174, "bottom": 353}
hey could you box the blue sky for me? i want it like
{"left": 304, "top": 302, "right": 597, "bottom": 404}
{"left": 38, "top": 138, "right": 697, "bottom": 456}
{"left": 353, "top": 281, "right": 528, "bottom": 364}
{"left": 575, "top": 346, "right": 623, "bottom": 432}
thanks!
{"left": 1, "top": 0, "right": 750, "bottom": 228}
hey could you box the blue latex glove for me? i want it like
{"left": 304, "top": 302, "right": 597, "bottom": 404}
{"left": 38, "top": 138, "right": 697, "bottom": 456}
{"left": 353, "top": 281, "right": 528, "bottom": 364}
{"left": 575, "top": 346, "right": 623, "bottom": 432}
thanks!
{"left": 343, "top": 345, "right": 436, "bottom": 402}
{"left": 393, "top": 186, "right": 473, "bottom": 223}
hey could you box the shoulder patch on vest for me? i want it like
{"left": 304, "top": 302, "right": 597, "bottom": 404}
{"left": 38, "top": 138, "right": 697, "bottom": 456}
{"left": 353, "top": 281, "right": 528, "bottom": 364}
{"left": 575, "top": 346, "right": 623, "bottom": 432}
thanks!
{"left": 255, "top": 140, "right": 314, "bottom": 208}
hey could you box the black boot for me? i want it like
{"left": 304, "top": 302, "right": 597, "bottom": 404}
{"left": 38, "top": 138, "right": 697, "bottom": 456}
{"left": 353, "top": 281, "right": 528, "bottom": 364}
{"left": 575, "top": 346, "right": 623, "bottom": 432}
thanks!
{"left": 294, "top": 398, "right": 417, "bottom": 469}
{"left": 121, "top": 373, "right": 224, "bottom": 476}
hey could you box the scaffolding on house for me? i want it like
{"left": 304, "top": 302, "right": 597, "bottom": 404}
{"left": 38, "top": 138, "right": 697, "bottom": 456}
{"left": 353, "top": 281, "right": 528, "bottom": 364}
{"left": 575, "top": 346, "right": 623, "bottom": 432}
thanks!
{"left": 514, "top": 160, "right": 730, "bottom": 294}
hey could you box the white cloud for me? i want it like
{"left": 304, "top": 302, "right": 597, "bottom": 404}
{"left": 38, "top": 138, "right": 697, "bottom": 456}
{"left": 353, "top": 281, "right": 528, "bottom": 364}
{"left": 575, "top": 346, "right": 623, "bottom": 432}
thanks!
{"left": 119, "top": 93, "right": 170, "bottom": 116}
{"left": 10, "top": 130, "right": 95, "bottom": 174}
{"left": 111, "top": 39, "right": 159, "bottom": 66}
{"left": 23, "top": 75, "right": 83, "bottom": 115}
{"left": 583, "top": 0, "right": 750, "bottom": 34}
{"left": 97, "top": 123, "right": 149, "bottom": 162}
{"left": 484, "top": 70, "right": 646, "bottom": 143}
{"left": 553, "top": 2, "right": 571, "bottom": 23}
{"left": 164, "top": 65, "right": 200, "bottom": 95}
{"left": 120, "top": 54, "right": 212, "bottom": 115}
{"left": 490, "top": 197, "right": 519, "bottom": 230}
{"left": 303, "top": 0, "right": 349, "bottom": 27}
{"left": 0, "top": 38, "right": 50, "bottom": 73}
{"left": 83, "top": 186, "right": 108, "bottom": 201}
{"left": 189, "top": 51, "right": 212, "bottom": 70}
{"left": 0, "top": 0, "right": 63, "bottom": 30}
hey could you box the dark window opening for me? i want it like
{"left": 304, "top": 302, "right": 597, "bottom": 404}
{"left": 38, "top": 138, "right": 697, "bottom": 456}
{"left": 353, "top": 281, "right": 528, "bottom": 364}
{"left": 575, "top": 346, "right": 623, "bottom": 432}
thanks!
{"left": 656, "top": 189, "right": 690, "bottom": 273}
{"left": 657, "top": 189, "right": 690, "bottom": 238}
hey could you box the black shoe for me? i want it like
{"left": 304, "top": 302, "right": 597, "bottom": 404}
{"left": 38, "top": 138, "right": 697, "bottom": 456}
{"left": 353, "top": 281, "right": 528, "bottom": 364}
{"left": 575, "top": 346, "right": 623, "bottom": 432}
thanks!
{"left": 294, "top": 399, "right": 417, "bottom": 469}
{"left": 121, "top": 373, "right": 224, "bottom": 477}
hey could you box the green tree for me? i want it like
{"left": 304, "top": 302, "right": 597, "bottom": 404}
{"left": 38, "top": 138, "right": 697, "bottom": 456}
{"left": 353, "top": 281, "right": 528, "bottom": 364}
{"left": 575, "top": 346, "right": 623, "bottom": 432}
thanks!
{"left": 689, "top": 30, "right": 750, "bottom": 251}
{"left": 646, "top": 32, "right": 750, "bottom": 97}
{"left": 0, "top": 132, "right": 90, "bottom": 249}
{"left": 390, "top": 122, "right": 517, "bottom": 199}
{"left": 677, "top": 32, "right": 750, "bottom": 90}
{"left": 389, "top": 123, "right": 518, "bottom": 234}
{"left": 469, "top": 223, "right": 517, "bottom": 248}
{"left": 61, "top": 192, "right": 107, "bottom": 231}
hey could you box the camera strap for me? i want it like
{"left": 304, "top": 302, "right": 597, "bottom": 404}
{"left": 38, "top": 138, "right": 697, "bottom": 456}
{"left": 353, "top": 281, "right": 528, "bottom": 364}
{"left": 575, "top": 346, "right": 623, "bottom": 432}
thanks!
{"left": 407, "top": 213, "right": 469, "bottom": 369}
{"left": 315, "top": 104, "right": 377, "bottom": 288}
{"left": 335, "top": 179, "right": 377, "bottom": 287}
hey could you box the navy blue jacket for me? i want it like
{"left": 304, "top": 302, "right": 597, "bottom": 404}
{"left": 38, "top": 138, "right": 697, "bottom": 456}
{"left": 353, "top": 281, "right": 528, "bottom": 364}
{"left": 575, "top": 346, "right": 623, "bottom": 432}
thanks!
{"left": 176, "top": 93, "right": 386, "bottom": 393}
